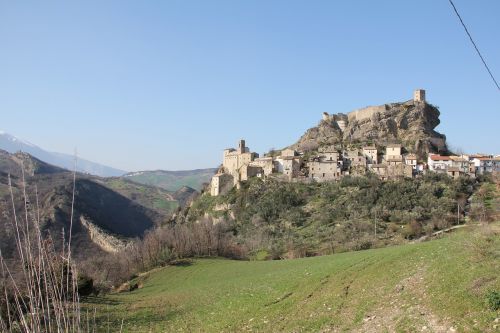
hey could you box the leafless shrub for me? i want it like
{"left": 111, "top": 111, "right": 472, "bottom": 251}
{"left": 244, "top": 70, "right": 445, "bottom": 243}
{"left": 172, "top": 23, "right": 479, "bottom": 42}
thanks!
{"left": 0, "top": 163, "right": 95, "bottom": 332}
{"left": 81, "top": 218, "right": 247, "bottom": 288}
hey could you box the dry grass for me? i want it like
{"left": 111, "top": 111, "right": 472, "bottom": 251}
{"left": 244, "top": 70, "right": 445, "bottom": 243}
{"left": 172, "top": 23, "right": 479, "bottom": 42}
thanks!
{"left": 0, "top": 161, "right": 99, "bottom": 332}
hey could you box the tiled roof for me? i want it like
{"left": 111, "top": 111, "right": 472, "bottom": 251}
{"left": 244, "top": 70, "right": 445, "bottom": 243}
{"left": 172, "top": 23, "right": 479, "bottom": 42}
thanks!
{"left": 429, "top": 154, "right": 451, "bottom": 161}
{"left": 475, "top": 157, "right": 495, "bottom": 161}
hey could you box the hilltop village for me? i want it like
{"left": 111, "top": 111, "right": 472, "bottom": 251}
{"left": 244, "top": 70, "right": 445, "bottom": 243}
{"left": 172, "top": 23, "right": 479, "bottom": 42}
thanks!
{"left": 210, "top": 90, "right": 500, "bottom": 196}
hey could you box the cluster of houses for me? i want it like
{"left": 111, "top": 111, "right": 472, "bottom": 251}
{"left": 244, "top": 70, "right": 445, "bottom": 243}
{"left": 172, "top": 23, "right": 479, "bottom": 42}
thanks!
{"left": 210, "top": 139, "right": 499, "bottom": 196}
{"left": 428, "top": 153, "right": 500, "bottom": 179}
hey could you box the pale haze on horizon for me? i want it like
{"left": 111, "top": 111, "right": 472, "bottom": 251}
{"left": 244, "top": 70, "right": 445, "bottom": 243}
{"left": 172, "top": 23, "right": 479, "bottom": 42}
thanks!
{"left": 1, "top": 0, "right": 499, "bottom": 171}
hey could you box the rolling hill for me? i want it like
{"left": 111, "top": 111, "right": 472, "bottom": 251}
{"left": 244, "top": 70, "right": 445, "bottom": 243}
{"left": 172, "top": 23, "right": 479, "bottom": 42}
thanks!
{"left": 0, "top": 150, "right": 167, "bottom": 258}
{"left": 85, "top": 224, "right": 500, "bottom": 332}
{"left": 123, "top": 168, "right": 217, "bottom": 192}
{"left": 100, "top": 177, "right": 180, "bottom": 217}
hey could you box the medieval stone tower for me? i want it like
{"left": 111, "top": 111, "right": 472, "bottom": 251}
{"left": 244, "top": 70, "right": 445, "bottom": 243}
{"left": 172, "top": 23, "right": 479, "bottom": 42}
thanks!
{"left": 413, "top": 89, "right": 426, "bottom": 103}
{"left": 238, "top": 139, "right": 246, "bottom": 153}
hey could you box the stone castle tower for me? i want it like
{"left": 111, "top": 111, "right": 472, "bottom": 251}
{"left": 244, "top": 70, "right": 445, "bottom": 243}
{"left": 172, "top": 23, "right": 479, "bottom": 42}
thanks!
{"left": 413, "top": 89, "right": 426, "bottom": 103}
{"left": 238, "top": 139, "right": 246, "bottom": 153}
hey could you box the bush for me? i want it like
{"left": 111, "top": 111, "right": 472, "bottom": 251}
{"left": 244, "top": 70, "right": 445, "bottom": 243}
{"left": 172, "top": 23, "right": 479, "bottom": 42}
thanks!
{"left": 77, "top": 274, "right": 94, "bottom": 296}
{"left": 252, "top": 250, "right": 270, "bottom": 261}
{"left": 486, "top": 290, "right": 500, "bottom": 311}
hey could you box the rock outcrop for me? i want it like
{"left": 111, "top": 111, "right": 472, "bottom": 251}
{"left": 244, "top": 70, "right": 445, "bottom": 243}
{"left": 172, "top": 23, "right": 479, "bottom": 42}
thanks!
{"left": 80, "top": 216, "right": 128, "bottom": 253}
{"left": 291, "top": 100, "right": 447, "bottom": 158}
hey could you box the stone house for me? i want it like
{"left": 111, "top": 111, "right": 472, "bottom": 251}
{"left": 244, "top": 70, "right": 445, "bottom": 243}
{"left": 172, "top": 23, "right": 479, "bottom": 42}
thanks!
{"left": 239, "top": 165, "right": 263, "bottom": 182}
{"left": 371, "top": 163, "right": 412, "bottom": 180}
{"left": 370, "top": 164, "right": 388, "bottom": 180}
{"left": 307, "top": 159, "right": 341, "bottom": 181}
{"left": 343, "top": 150, "right": 366, "bottom": 167}
{"left": 386, "top": 144, "right": 403, "bottom": 165}
{"left": 387, "top": 164, "right": 413, "bottom": 179}
{"left": 320, "top": 150, "right": 339, "bottom": 162}
{"left": 446, "top": 167, "right": 462, "bottom": 179}
{"left": 387, "top": 156, "right": 403, "bottom": 166}
{"left": 249, "top": 157, "right": 275, "bottom": 176}
{"left": 210, "top": 173, "right": 233, "bottom": 196}
{"left": 362, "top": 146, "right": 378, "bottom": 164}
{"left": 276, "top": 156, "right": 302, "bottom": 179}
{"left": 450, "top": 156, "right": 475, "bottom": 177}
{"left": 281, "top": 148, "right": 298, "bottom": 157}
{"left": 386, "top": 144, "right": 402, "bottom": 157}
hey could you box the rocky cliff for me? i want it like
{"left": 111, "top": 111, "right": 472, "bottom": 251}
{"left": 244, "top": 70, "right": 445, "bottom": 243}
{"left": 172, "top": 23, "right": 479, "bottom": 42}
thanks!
{"left": 80, "top": 216, "right": 129, "bottom": 253}
{"left": 291, "top": 100, "right": 447, "bottom": 158}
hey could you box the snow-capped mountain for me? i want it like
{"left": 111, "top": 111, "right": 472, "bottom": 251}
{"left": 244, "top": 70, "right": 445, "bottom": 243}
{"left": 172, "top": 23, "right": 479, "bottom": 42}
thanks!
{"left": 0, "top": 131, "right": 127, "bottom": 177}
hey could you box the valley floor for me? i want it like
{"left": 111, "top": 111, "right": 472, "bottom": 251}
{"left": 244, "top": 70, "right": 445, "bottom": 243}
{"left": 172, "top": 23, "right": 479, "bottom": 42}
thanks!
{"left": 84, "top": 223, "right": 500, "bottom": 332}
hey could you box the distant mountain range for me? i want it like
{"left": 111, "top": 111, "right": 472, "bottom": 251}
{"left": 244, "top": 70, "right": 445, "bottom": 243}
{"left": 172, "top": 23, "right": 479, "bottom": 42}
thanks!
{"left": 0, "top": 131, "right": 217, "bottom": 192}
{"left": 0, "top": 131, "right": 127, "bottom": 177}
{"left": 124, "top": 169, "right": 217, "bottom": 192}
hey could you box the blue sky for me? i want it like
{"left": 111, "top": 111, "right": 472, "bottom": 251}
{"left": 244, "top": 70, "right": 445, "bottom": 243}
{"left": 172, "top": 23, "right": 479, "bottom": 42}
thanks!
{"left": 1, "top": 0, "right": 498, "bottom": 171}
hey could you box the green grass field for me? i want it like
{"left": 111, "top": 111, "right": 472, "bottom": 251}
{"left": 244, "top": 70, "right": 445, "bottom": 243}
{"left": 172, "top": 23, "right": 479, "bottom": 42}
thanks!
{"left": 84, "top": 224, "right": 499, "bottom": 332}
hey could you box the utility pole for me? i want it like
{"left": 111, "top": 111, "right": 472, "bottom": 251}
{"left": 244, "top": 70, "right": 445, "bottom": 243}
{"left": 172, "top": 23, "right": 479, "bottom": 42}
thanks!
{"left": 457, "top": 202, "right": 460, "bottom": 225}
{"left": 374, "top": 210, "right": 377, "bottom": 237}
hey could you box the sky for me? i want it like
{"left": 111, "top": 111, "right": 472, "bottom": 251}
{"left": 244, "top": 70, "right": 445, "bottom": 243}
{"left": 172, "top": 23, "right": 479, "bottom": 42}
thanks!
{"left": 0, "top": 0, "right": 499, "bottom": 171}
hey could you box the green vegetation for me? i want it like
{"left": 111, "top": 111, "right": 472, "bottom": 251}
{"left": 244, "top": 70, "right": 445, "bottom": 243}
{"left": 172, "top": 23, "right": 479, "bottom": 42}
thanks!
{"left": 85, "top": 224, "right": 500, "bottom": 332}
{"left": 124, "top": 168, "right": 217, "bottom": 192}
{"left": 469, "top": 176, "right": 499, "bottom": 222}
{"left": 103, "top": 178, "right": 178, "bottom": 217}
{"left": 186, "top": 173, "right": 479, "bottom": 258}
{"left": 487, "top": 291, "right": 500, "bottom": 311}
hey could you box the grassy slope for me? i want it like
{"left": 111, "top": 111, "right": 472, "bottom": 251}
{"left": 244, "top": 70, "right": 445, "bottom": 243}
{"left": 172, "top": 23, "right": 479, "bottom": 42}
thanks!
{"left": 86, "top": 225, "right": 499, "bottom": 332}
{"left": 124, "top": 169, "right": 217, "bottom": 192}
{"left": 102, "top": 178, "right": 178, "bottom": 217}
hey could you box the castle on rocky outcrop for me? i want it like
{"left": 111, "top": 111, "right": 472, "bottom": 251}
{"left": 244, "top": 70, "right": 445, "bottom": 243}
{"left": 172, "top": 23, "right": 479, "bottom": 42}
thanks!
{"left": 209, "top": 89, "right": 492, "bottom": 196}
{"left": 324, "top": 88, "right": 427, "bottom": 128}
{"left": 293, "top": 89, "right": 447, "bottom": 156}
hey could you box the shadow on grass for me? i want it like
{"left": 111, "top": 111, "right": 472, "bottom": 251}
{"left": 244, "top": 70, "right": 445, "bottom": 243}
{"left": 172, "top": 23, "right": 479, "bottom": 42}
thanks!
{"left": 81, "top": 295, "right": 121, "bottom": 306}
{"left": 169, "top": 258, "right": 194, "bottom": 267}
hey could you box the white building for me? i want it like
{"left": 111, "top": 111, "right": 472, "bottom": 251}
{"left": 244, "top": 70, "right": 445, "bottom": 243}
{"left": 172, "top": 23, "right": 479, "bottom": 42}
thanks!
{"left": 472, "top": 157, "right": 500, "bottom": 174}
{"left": 405, "top": 153, "right": 417, "bottom": 169}
{"left": 427, "top": 154, "right": 453, "bottom": 171}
